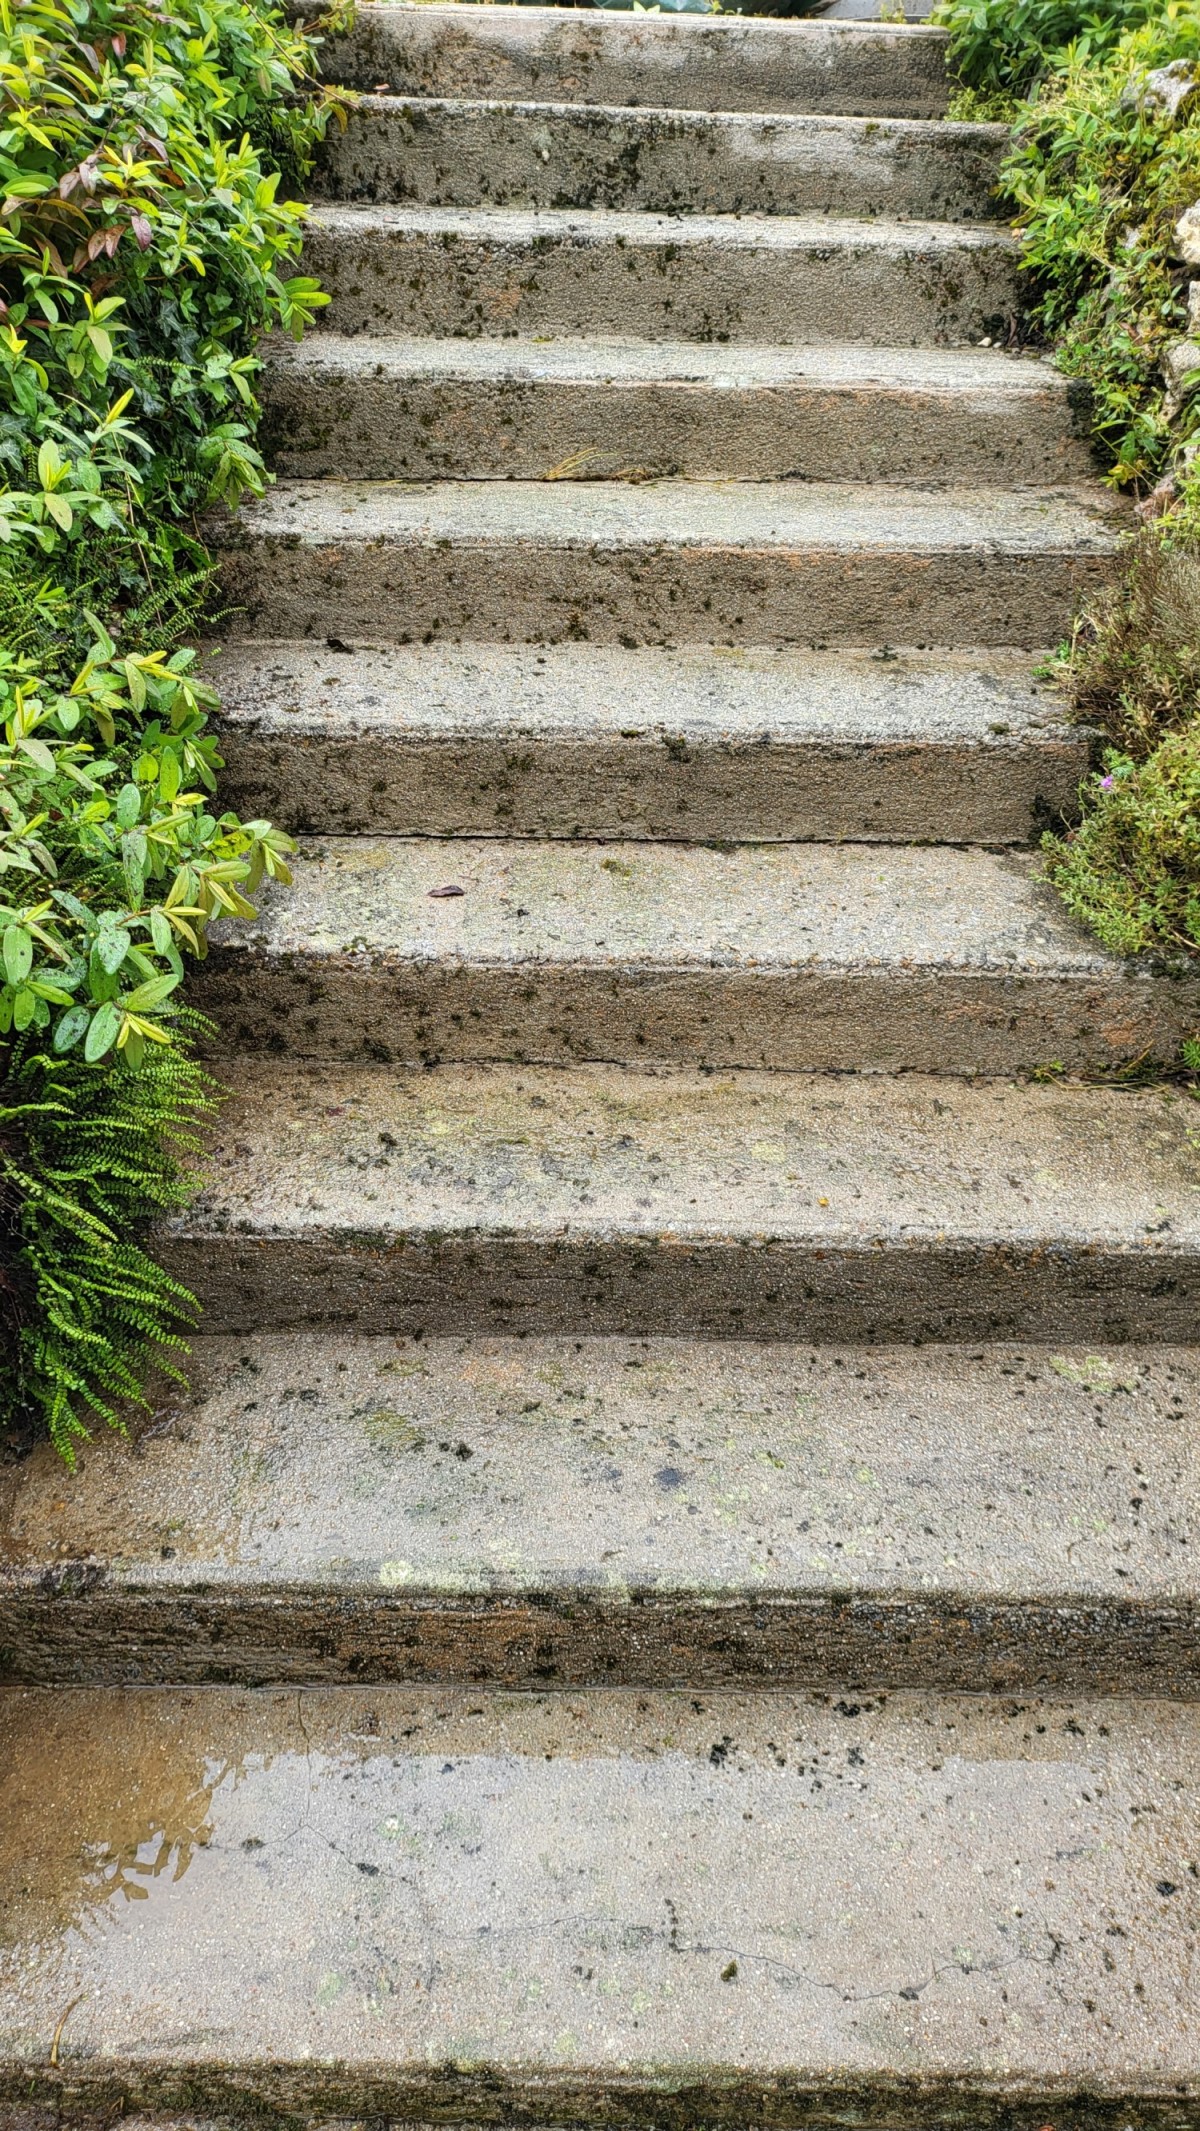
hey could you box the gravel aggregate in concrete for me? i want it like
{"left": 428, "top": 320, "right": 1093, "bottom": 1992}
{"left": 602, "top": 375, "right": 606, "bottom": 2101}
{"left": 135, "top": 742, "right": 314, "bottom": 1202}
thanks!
{"left": 259, "top": 333, "right": 1093, "bottom": 484}
{"left": 215, "top": 475, "right": 1119, "bottom": 648}
{"left": 299, "top": 202, "right": 1018, "bottom": 346}
{"left": 195, "top": 833, "right": 1199, "bottom": 1075}
{"left": 316, "top": 98, "right": 1005, "bottom": 222}
{"left": 154, "top": 1060, "right": 1200, "bottom": 1344}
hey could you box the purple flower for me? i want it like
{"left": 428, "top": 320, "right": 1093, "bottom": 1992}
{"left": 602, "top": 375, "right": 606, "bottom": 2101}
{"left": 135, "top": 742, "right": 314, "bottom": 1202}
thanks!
{"left": 1100, "top": 774, "right": 1116, "bottom": 789}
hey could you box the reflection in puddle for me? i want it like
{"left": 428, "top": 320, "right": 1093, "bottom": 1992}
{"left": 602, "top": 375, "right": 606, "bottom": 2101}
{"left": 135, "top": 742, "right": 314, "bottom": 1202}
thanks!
{"left": 79, "top": 1754, "right": 242, "bottom": 1907}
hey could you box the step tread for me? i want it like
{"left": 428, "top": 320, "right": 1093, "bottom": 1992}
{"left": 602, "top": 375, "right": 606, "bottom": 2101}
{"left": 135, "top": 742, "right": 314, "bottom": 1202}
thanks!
{"left": 152, "top": 1063, "right": 1200, "bottom": 1341}
{"left": 225, "top": 836, "right": 1115, "bottom": 974}
{"left": 321, "top": 96, "right": 1004, "bottom": 219}
{"left": 207, "top": 639, "right": 1067, "bottom": 740}
{"left": 4, "top": 1334, "right": 1199, "bottom": 1694}
{"left": 269, "top": 331, "right": 1065, "bottom": 393}
{"left": 307, "top": 196, "right": 1017, "bottom": 251}
{"left": 302, "top": 3, "right": 954, "bottom": 121}
{"left": 228, "top": 475, "right": 1118, "bottom": 553}
{"left": 2, "top": 1681, "right": 1198, "bottom": 2113}
{"left": 176, "top": 1060, "right": 1199, "bottom": 1250}
{"left": 348, "top": 92, "right": 1001, "bottom": 142}
{"left": 207, "top": 643, "right": 1087, "bottom": 846}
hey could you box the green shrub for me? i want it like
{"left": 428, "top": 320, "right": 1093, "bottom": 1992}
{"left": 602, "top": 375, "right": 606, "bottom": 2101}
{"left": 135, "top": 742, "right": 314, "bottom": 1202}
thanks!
{"left": 1044, "top": 720, "right": 1200, "bottom": 956}
{"left": 934, "top": 0, "right": 1161, "bottom": 107}
{"left": 0, "top": 0, "right": 342, "bottom": 1454}
{"left": 1001, "top": 6, "right": 1200, "bottom": 487}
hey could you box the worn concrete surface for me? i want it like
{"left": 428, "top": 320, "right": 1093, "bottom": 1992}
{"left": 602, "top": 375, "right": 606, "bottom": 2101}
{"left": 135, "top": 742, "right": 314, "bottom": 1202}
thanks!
{"left": 4, "top": 1683, "right": 1200, "bottom": 2123}
{"left": 299, "top": 204, "right": 1018, "bottom": 347}
{"left": 153, "top": 1060, "right": 1200, "bottom": 1344}
{"left": 214, "top": 477, "right": 1119, "bottom": 648}
{"left": 260, "top": 334, "right": 1093, "bottom": 484}
{"left": 300, "top": 4, "right": 954, "bottom": 119}
{"left": 317, "top": 99, "right": 1004, "bottom": 222}
{"left": 205, "top": 641, "right": 1087, "bottom": 843}
{"left": 195, "top": 835, "right": 1197, "bottom": 1075}
{"left": 4, "top": 1336, "right": 1200, "bottom": 1694}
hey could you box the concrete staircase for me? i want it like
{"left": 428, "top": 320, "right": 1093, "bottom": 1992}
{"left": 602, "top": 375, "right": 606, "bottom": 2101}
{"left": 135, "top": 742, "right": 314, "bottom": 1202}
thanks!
{"left": 3, "top": 7, "right": 1200, "bottom": 2124}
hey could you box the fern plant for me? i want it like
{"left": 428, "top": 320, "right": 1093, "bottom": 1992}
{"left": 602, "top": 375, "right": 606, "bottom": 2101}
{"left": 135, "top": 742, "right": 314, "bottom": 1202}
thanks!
{"left": 1, "top": 1025, "right": 214, "bottom": 1459}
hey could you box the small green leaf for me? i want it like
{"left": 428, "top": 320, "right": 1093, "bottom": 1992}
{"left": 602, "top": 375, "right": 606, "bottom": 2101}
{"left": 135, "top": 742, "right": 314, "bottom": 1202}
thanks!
{"left": 54, "top": 1003, "right": 90, "bottom": 1051}
{"left": 95, "top": 927, "right": 131, "bottom": 976}
{"left": 2, "top": 922, "right": 32, "bottom": 985}
{"left": 84, "top": 999, "right": 120, "bottom": 1062}
{"left": 122, "top": 973, "right": 179, "bottom": 1011}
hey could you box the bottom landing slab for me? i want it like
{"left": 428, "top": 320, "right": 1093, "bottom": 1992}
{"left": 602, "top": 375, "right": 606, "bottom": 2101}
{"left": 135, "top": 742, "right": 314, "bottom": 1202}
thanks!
{"left": 1, "top": 1684, "right": 1198, "bottom": 2128}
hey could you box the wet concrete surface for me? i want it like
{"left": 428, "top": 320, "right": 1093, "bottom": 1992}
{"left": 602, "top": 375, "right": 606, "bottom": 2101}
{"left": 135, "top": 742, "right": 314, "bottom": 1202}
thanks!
{"left": 259, "top": 333, "right": 1093, "bottom": 487}
{"left": 298, "top": 204, "right": 1017, "bottom": 348}
{"left": 215, "top": 472, "right": 1117, "bottom": 651}
{"left": 315, "top": 99, "right": 1004, "bottom": 222}
{"left": 2, "top": 1685, "right": 1200, "bottom": 2124}
{"left": 3, "top": 1338, "right": 1200, "bottom": 1694}
{"left": 153, "top": 1060, "right": 1200, "bottom": 1346}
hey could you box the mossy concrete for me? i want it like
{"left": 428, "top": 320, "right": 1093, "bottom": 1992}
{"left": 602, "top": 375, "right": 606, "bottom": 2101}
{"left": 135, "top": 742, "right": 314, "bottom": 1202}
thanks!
{"left": 4, "top": 1683, "right": 1200, "bottom": 2125}
{"left": 259, "top": 334, "right": 1094, "bottom": 486}
{"left": 153, "top": 1059, "right": 1200, "bottom": 1345}
{"left": 194, "top": 833, "right": 1200, "bottom": 1075}
{"left": 206, "top": 640, "right": 1087, "bottom": 844}
{"left": 299, "top": 203, "right": 1019, "bottom": 347}
{"left": 213, "top": 475, "right": 1120, "bottom": 649}
{"left": 4, "top": 1335, "right": 1200, "bottom": 1694}
{"left": 316, "top": 98, "right": 1005, "bottom": 222}
{"left": 299, "top": 2, "right": 955, "bottom": 119}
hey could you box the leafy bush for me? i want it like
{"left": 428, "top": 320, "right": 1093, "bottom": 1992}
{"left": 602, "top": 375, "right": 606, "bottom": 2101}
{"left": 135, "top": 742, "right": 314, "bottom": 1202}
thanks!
{"left": 934, "top": 0, "right": 1162, "bottom": 106}
{"left": 1001, "top": 7, "right": 1200, "bottom": 487}
{"left": 1044, "top": 718, "right": 1200, "bottom": 955}
{"left": 1042, "top": 509, "right": 1200, "bottom": 958}
{"left": 939, "top": 0, "right": 1200, "bottom": 968}
{"left": 0, "top": 0, "right": 341, "bottom": 1454}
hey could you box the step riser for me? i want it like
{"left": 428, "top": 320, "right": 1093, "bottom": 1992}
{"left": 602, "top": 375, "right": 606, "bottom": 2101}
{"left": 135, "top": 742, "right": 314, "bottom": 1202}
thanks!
{"left": 301, "top": 216, "right": 1017, "bottom": 346}
{"left": 220, "top": 539, "right": 1107, "bottom": 650}
{"left": 195, "top": 958, "right": 1192, "bottom": 1078}
{"left": 157, "top": 1235, "right": 1200, "bottom": 1348}
{"left": 6, "top": 1592, "right": 1198, "bottom": 1696}
{"left": 303, "top": 7, "right": 953, "bottom": 118}
{"left": 260, "top": 365, "right": 1092, "bottom": 485}
{"left": 216, "top": 725, "right": 1088, "bottom": 844}
{"left": 318, "top": 103, "right": 1003, "bottom": 222}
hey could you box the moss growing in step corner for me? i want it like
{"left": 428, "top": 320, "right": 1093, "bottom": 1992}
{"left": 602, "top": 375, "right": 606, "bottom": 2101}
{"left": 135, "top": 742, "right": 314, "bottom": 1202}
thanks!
{"left": 937, "top": 0, "right": 1200, "bottom": 967}
{"left": 0, "top": 0, "right": 351, "bottom": 1457}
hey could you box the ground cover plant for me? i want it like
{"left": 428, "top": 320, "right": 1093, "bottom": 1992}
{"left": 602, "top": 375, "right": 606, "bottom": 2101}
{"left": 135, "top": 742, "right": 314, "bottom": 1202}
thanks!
{"left": 0, "top": 0, "right": 342, "bottom": 1458}
{"left": 937, "top": 0, "right": 1200, "bottom": 966}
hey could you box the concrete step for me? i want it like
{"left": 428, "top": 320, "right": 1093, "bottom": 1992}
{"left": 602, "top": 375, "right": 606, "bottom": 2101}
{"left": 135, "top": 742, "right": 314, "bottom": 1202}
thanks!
{"left": 300, "top": 203, "right": 1018, "bottom": 345}
{"left": 298, "top": 2, "right": 953, "bottom": 117}
{"left": 154, "top": 1060, "right": 1200, "bottom": 1344}
{"left": 3, "top": 1680, "right": 1199, "bottom": 2122}
{"left": 317, "top": 97, "right": 1004, "bottom": 220}
{"left": 260, "top": 335, "right": 1093, "bottom": 485}
{"left": 194, "top": 835, "right": 1197, "bottom": 1076}
{"left": 205, "top": 641, "right": 1089, "bottom": 844}
{"left": 214, "top": 477, "right": 1118, "bottom": 648}
{"left": 5, "top": 1333, "right": 1199, "bottom": 1694}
